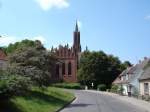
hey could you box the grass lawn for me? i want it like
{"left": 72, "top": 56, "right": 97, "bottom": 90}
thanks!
{"left": 0, "top": 87, "right": 75, "bottom": 112}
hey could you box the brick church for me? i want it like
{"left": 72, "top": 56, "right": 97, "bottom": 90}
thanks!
{"left": 51, "top": 22, "right": 81, "bottom": 83}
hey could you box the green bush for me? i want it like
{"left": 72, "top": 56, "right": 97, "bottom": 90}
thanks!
{"left": 97, "top": 84, "right": 107, "bottom": 91}
{"left": 52, "top": 83, "right": 81, "bottom": 89}
{"left": 110, "top": 85, "right": 119, "bottom": 93}
{"left": 142, "top": 95, "right": 150, "bottom": 101}
{"left": 118, "top": 85, "right": 124, "bottom": 95}
{"left": 0, "top": 70, "right": 31, "bottom": 99}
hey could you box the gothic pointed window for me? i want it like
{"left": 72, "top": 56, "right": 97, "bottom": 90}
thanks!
{"left": 68, "top": 62, "right": 72, "bottom": 75}
{"left": 62, "top": 62, "right": 65, "bottom": 75}
{"left": 56, "top": 64, "right": 59, "bottom": 77}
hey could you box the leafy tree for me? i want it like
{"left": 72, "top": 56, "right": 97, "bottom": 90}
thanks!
{"left": 2, "top": 39, "right": 35, "bottom": 54}
{"left": 78, "top": 51, "right": 127, "bottom": 88}
{"left": 122, "top": 61, "right": 132, "bottom": 68}
{"left": 0, "top": 39, "right": 57, "bottom": 101}
{"left": 7, "top": 40, "right": 57, "bottom": 87}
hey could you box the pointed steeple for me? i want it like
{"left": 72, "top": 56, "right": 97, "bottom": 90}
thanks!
{"left": 51, "top": 46, "right": 54, "bottom": 52}
{"left": 75, "top": 20, "right": 79, "bottom": 32}
{"left": 73, "top": 20, "right": 81, "bottom": 54}
{"left": 85, "top": 46, "right": 88, "bottom": 51}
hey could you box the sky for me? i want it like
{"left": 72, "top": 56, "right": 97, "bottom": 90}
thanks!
{"left": 0, "top": 0, "right": 150, "bottom": 64}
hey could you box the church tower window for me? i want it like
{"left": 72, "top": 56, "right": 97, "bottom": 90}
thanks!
{"left": 62, "top": 62, "right": 65, "bottom": 75}
{"left": 56, "top": 64, "right": 59, "bottom": 77}
{"left": 68, "top": 62, "right": 72, "bottom": 75}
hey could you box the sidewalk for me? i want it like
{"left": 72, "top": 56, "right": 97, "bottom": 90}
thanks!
{"left": 86, "top": 90, "right": 150, "bottom": 112}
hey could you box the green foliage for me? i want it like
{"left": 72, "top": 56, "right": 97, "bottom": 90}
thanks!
{"left": 7, "top": 40, "right": 56, "bottom": 87}
{"left": 0, "top": 87, "right": 75, "bottom": 112}
{"left": 97, "top": 84, "right": 107, "bottom": 91}
{"left": 141, "top": 95, "right": 150, "bottom": 101}
{"left": 110, "top": 85, "right": 119, "bottom": 93}
{"left": 0, "top": 70, "right": 31, "bottom": 99}
{"left": 3, "top": 39, "right": 36, "bottom": 54}
{"left": 118, "top": 85, "right": 124, "bottom": 95}
{"left": 0, "top": 39, "right": 57, "bottom": 103}
{"left": 52, "top": 83, "right": 81, "bottom": 89}
{"left": 123, "top": 61, "right": 132, "bottom": 67}
{"left": 78, "top": 51, "right": 127, "bottom": 87}
{"left": 121, "top": 61, "right": 132, "bottom": 70}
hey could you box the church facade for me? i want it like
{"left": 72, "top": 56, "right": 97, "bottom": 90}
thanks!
{"left": 51, "top": 22, "right": 81, "bottom": 82}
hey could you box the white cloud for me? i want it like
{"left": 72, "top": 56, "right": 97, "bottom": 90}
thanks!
{"left": 0, "top": 35, "right": 47, "bottom": 46}
{"left": 144, "top": 15, "right": 150, "bottom": 20}
{"left": 0, "top": 36, "right": 18, "bottom": 46}
{"left": 31, "top": 36, "right": 46, "bottom": 44}
{"left": 35, "top": 0, "right": 69, "bottom": 11}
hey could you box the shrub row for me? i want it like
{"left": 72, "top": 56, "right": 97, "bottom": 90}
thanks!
{"left": 51, "top": 83, "right": 82, "bottom": 89}
{"left": 97, "top": 84, "right": 107, "bottom": 91}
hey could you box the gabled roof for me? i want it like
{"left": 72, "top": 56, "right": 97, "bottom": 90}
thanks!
{"left": 113, "top": 69, "right": 128, "bottom": 84}
{"left": 127, "top": 65, "right": 137, "bottom": 74}
{"left": 113, "top": 77, "right": 128, "bottom": 84}
{"left": 139, "top": 63, "right": 150, "bottom": 81}
{"left": 120, "top": 69, "right": 128, "bottom": 76}
{"left": 139, "top": 58, "right": 150, "bottom": 69}
{"left": 127, "top": 59, "right": 150, "bottom": 82}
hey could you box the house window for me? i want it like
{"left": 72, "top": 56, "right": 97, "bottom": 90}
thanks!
{"left": 68, "top": 62, "right": 72, "bottom": 75}
{"left": 144, "top": 83, "right": 149, "bottom": 95}
{"left": 62, "top": 63, "right": 65, "bottom": 75}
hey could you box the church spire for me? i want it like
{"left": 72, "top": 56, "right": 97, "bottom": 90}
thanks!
{"left": 75, "top": 20, "right": 79, "bottom": 32}
{"left": 73, "top": 20, "right": 81, "bottom": 53}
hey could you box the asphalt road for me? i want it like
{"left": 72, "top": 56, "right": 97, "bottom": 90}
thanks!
{"left": 60, "top": 90, "right": 149, "bottom": 112}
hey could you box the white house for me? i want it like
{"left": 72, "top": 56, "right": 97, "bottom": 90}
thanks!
{"left": 113, "top": 57, "right": 150, "bottom": 96}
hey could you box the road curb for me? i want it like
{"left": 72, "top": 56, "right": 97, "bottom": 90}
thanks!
{"left": 56, "top": 97, "right": 76, "bottom": 112}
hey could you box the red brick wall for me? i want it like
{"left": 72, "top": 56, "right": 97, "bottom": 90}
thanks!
{"left": 62, "top": 59, "right": 77, "bottom": 82}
